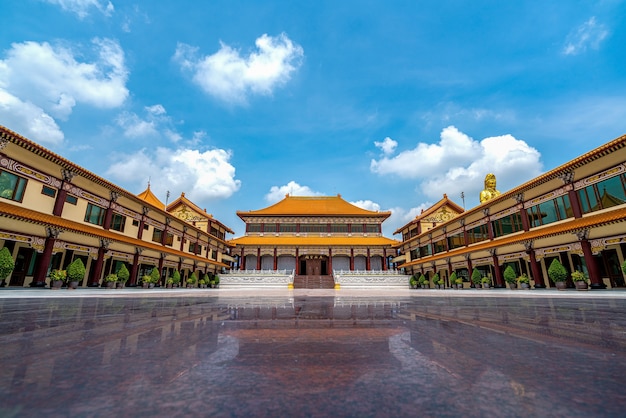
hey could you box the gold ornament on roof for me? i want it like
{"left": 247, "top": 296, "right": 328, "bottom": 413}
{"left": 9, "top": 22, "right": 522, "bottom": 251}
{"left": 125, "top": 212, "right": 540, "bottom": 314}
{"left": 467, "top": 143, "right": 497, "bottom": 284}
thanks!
{"left": 480, "top": 173, "right": 501, "bottom": 203}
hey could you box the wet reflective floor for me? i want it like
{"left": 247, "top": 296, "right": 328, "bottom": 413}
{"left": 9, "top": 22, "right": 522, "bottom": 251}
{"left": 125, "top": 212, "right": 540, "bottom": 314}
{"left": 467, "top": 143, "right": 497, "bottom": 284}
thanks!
{"left": 1, "top": 293, "right": 625, "bottom": 417}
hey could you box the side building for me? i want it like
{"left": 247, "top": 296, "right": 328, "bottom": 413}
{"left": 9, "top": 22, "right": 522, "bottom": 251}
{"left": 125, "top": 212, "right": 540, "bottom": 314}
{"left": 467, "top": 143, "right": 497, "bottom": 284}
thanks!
{"left": 0, "top": 125, "right": 234, "bottom": 287}
{"left": 229, "top": 195, "right": 399, "bottom": 287}
{"left": 394, "top": 133, "right": 626, "bottom": 289}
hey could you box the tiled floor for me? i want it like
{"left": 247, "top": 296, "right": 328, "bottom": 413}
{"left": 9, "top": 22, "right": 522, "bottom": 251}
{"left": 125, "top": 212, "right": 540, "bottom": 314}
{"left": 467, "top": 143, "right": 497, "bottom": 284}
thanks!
{"left": 0, "top": 288, "right": 625, "bottom": 417}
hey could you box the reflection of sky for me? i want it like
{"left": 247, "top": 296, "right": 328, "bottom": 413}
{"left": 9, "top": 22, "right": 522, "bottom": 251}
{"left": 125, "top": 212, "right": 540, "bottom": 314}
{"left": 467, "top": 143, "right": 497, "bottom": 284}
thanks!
{"left": 0, "top": 296, "right": 625, "bottom": 416}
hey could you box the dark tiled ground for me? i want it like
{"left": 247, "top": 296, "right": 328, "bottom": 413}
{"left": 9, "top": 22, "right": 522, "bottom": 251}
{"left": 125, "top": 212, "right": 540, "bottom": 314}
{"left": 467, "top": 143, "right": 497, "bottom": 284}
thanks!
{"left": 0, "top": 293, "right": 625, "bottom": 417}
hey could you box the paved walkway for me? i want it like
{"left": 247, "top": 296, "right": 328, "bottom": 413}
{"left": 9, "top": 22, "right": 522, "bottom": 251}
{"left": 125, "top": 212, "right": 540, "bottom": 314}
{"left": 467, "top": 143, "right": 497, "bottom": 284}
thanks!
{"left": 1, "top": 286, "right": 625, "bottom": 299}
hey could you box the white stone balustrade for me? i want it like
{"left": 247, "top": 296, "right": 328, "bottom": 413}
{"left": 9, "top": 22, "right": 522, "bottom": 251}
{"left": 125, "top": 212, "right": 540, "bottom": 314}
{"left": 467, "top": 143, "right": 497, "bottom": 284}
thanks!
{"left": 221, "top": 269, "right": 295, "bottom": 287}
{"left": 333, "top": 269, "right": 410, "bottom": 288}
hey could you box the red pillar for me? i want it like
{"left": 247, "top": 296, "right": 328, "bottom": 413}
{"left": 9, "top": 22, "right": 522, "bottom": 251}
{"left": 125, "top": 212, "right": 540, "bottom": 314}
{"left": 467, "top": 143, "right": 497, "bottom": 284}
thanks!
{"left": 383, "top": 248, "right": 388, "bottom": 271}
{"left": 89, "top": 246, "right": 106, "bottom": 287}
{"left": 366, "top": 248, "right": 371, "bottom": 271}
{"left": 528, "top": 251, "right": 545, "bottom": 288}
{"left": 31, "top": 230, "right": 60, "bottom": 287}
{"left": 256, "top": 248, "right": 261, "bottom": 270}
{"left": 295, "top": 248, "right": 299, "bottom": 275}
{"left": 328, "top": 248, "right": 333, "bottom": 274}
{"left": 491, "top": 251, "right": 504, "bottom": 288}
{"left": 158, "top": 255, "right": 165, "bottom": 286}
{"left": 240, "top": 248, "right": 245, "bottom": 270}
{"left": 130, "top": 250, "right": 140, "bottom": 286}
{"left": 581, "top": 239, "right": 605, "bottom": 289}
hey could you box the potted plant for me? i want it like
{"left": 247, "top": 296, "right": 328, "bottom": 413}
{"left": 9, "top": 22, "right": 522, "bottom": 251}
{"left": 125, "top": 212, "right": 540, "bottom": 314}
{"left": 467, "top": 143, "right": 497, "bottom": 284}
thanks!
{"left": 503, "top": 266, "right": 517, "bottom": 289}
{"left": 149, "top": 267, "right": 160, "bottom": 287}
{"left": 166, "top": 277, "right": 175, "bottom": 288}
{"left": 172, "top": 270, "right": 181, "bottom": 288}
{"left": 213, "top": 274, "right": 220, "bottom": 288}
{"left": 49, "top": 269, "right": 66, "bottom": 289}
{"left": 0, "top": 247, "right": 15, "bottom": 287}
{"left": 141, "top": 275, "right": 152, "bottom": 288}
{"left": 187, "top": 272, "right": 197, "bottom": 288}
{"left": 116, "top": 264, "right": 130, "bottom": 288}
{"left": 455, "top": 277, "right": 464, "bottom": 289}
{"left": 198, "top": 277, "right": 207, "bottom": 288}
{"left": 66, "top": 258, "right": 86, "bottom": 289}
{"left": 418, "top": 274, "right": 428, "bottom": 289}
{"left": 432, "top": 273, "right": 441, "bottom": 289}
{"left": 409, "top": 275, "right": 418, "bottom": 289}
{"left": 481, "top": 276, "right": 491, "bottom": 288}
{"left": 471, "top": 268, "right": 482, "bottom": 289}
{"left": 548, "top": 259, "right": 568, "bottom": 290}
{"left": 571, "top": 270, "right": 589, "bottom": 290}
{"left": 518, "top": 273, "right": 531, "bottom": 289}
{"left": 449, "top": 272, "right": 458, "bottom": 289}
{"left": 104, "top": 273, "right": 118, "bottom": 289}
{"left": 202, "top": 273, "right": 210, "bottom": 288}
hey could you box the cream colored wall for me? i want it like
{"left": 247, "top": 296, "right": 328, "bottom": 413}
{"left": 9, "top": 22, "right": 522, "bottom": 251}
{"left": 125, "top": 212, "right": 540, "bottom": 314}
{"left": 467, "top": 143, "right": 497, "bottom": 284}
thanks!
{"left": 20, "top": 182, "right": 56, "bottom": 213}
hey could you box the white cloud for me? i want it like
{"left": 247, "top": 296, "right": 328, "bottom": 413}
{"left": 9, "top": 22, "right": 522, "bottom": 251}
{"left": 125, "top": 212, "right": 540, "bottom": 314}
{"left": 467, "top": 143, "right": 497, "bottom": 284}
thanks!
{"left": 265, "top": 181, "right": 323, "bottom": 203}
{"left": 0, "top": 38, "right": 128, "bottom": 122}
{"left": 374, "top": 137, "right": 397, "bottom": 155}
{"left": 115, "top": 104, "right": 187, "bottom": 143}
{"left": 351, "top": 200, "right": 381, "bottom": 212}
{"left": 174, "top": 33, "right": 304, "bottom": 105}
{"left": 43, "top": 0, "right": 114, "bottom": 19}
{"left": 0, "top": 88, "right": 64, "bottom": 144}
{"left": 371, "top": 126, "right": 542, "bottom": 207}
{"left": 106, "top": 146, "right": 241, "bottom": 202}
{"left": 563, "top": 17, "right": 608, "bottom": 56}
{"left": 349, "top": 199, "right": 433, "bottom": 237}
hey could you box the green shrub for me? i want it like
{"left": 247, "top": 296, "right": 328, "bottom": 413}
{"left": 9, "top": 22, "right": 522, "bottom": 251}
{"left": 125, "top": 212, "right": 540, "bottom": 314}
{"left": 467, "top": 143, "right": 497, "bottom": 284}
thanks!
{"left": 172, "top": 270, "right": 181, "bottom": 284}
{"left": 117, "top": 264, "right": 130, "bottom": 283}
{"left": 548, "top": 259, "right": 568, "bottom": 282}
{"left": 503, "top": 266, "right": 517, "bottom": 284}
{"left": 150, "top": 267, "right": 160, "bottom": 284}
{"left": 471, "top": 268, "right": 482, "bottom": 285}
{"left": 0, "top": 247, "right": 15, "bottom": 280}
{"left": 67, "top": 258, "right": 86, "bottom": 282}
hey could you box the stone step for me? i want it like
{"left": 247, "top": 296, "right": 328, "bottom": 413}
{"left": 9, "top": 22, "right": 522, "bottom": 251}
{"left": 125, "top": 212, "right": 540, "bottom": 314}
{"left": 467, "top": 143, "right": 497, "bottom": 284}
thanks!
{"left": 293, "top": 275, "right": 335, "bottom": 289}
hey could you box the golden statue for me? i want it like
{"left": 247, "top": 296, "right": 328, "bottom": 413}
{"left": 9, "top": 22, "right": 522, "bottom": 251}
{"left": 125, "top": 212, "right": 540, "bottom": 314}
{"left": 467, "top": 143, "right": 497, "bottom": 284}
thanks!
{"left": 480, "top": 173, "right": 501, "bottom": 203}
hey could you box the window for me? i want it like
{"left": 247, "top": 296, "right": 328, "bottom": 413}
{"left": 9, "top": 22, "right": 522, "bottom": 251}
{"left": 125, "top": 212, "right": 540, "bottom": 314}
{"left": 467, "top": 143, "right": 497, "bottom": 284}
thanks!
{"left": 84, "top": 203, "right": 105, "bottom": 226}
{"left": 366, "top": 224, "right": 379, "bottom": 233}
{"left": 247, "top": 223, "right": 261, "bottom": 233}
{"left": 152, "top": 229, "right": 162, "bottom": 243}
{"left": 578, "top": 173, "right": 626, "bottom": 214}
{"left": 467, "top": 223, "right": 489, "bottom": 245}
{"left": 491, "top": 213, "right": 524, "bottom": 238}
{"left": 0, "top": 170, "right": 27, "bottom": 202}
{"left": 527, "top": 195, "right": 572, "bottom": 227}
{"left": 189, "top": 242, "right": 199, "bottom": 253}
{"left": 280, "top": 223, "right": 296, "bottom": 233}
{"left": 433, "top": 239, "right": 446, "bottom": 254}
{"left": 132, "top": 219, "right": 139, "bottom": 226}
{"left": 410, "top": 249, "right": 419, "bottom": 260}
{"left": 110, "top": 213, "right": 126, "bottom": 232}
{"left": 351, "top": 224, "right": 364, "bottom": 233}
{"left": 419, "top": 244, "right": 431, "bottom": 257}
{"left": 66, "top": 195, "right": 78, "bottom": 205}
{"left": 331, "top": 224, "right": 349, "bottom": 233}
{"left": 164, "top": 233, "right": 174, "bottom": 246}
{"left": 263, "top": 223, "right": 277, "bottom": 233}
{"left": 447, "top": 233, "right": 465, "bottom": 250}
{"left": 42, "top": 185, "right": 56, "bottom": 197}
{"left": 300, "top": 224, "right": 327, "bottom": 233}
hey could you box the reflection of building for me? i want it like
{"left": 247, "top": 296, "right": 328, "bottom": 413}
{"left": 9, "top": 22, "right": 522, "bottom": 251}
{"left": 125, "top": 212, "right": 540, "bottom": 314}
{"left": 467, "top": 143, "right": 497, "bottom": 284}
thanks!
{"left": 394, "top": 134, "right": 626, "bottom": 289}
{"left": 229, "top": 195, "right": 399, "bottom": 287}
{"left": 0, "top": 125, "right": 234, "bottom": 287}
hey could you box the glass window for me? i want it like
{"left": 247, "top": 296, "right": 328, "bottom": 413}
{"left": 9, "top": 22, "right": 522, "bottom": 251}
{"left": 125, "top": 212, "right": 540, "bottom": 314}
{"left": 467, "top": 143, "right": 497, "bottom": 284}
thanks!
{"left": 366, "top": 224, "right": 379, "bottom": 233}
{"left": 152, "top": 228, "right": 162, "bottom": 243}
{"left": 247, "top": 223, "right": 261, "bottom": 233}
{"left": 467, "top": 224, "right": 488, "bottom": 244}
{"left": 41, "top": 185, "right": 56, "bottom": 197}
{"left": 263, "top": 223, "right": 277, "bottom": 233}
{"left": 84, "top": 203, "right": 105, "bottom": 226}
{"left": 410, "top": 249, "right": 418, "bottom": 260}
{"left": 527, "top": 195, "right": 573, "bottom": 227}
{"left": 491, "top": 213, "right": 523, "bottom": 238}
{"left": 447, "top": 233, "right": 465, "bottom": 249}
{"left": 578, "top": 174, "right": 626, "bottom": 214}
{"left": 66, "top": 195, "right": 78, "bottom": 205}
{"left": 280, "top": 223, "right": 296, "bottom": 233}
{"left": 110, "top": 213, "right": 126, "bottom": 232}
{"left": 301, "top": 224, "right": 327, "bottom": 233}
{"left": 419, "top": 244, "right": 431, "bottom": 257}
{"left": 433, "top": 239, "right": 446, "bottom": 254}
{"left": 331, "top": 224, "right": 349, "bottom": 233}
{"left": 351, "top": 224, "right": 364, "bottom": 233}
{"left": 0, "top": 170, "right": 27, "bottom": 202}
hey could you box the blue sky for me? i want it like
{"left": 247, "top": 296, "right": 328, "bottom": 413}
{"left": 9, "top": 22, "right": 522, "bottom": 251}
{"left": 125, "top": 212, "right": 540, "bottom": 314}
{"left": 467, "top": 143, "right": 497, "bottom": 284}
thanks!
{"left": 1, "top": 1, "right": 625, "bottom": 237}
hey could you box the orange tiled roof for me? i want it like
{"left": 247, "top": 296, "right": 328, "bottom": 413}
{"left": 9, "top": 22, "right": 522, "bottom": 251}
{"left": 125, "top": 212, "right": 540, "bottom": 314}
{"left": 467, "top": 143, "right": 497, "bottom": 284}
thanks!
{"left": 229, "top": 235, "right": 399, "bottom": 247}
{"left": 137, "top": 184, "right": 165, "bottom": 210}
{"left": 399, "top": 206, "right": 626, "bottom": 268}
{"left": 0, "top": 201, "right": 229, "bottom": 268}
{"left": 393, "top": 194, "right": 464, "bottom": 235}
{"left": 166, "top": 192, "right": 234, "bottom": 234}
{"left": 237, "top": 195, "right": 391, "bottom": 218}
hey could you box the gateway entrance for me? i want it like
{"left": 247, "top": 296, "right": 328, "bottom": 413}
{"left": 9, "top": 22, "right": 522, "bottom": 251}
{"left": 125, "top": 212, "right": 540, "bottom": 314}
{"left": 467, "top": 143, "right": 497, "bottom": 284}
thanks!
{"left": 295, "top": 255, "right": 335, "bottom": 289}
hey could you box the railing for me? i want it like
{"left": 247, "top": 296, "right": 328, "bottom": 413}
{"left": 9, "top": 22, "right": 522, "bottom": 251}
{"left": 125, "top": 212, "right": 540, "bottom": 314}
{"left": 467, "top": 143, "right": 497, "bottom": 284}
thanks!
{"left": 333, "top": 269, "right": 410, "bottom": 287}
{"left": 225, "top": 269, "right": 294, "bottom": 276}
{"left": 220, "top": 269, "right": 295, "bottom": 287}
{"left": 332, "top": 269, "right": 405, "bottom": 276}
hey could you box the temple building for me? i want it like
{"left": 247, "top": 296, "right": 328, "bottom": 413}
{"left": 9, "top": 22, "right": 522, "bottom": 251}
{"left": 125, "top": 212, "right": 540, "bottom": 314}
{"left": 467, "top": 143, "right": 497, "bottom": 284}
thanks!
{"left": 228, "top": 195, "right": 399, "bottom": 287}
{"left": 0, "top": 125, "right": 234, "bottom": 287}
{"left": 394, "top": 133, "right": 626, "bottom": 289}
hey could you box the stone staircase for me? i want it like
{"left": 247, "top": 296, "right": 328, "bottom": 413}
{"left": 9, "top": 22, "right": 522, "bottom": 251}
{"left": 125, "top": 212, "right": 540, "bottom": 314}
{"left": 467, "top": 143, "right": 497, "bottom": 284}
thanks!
{"left": 293, "top": 275, "right": 335, "bottom": 289}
